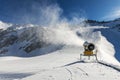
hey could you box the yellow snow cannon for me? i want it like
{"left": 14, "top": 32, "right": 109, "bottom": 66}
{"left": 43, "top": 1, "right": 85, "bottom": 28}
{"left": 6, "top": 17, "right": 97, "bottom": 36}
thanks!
{"left": 80, "top": 41, "right": 98, "bottom": 62}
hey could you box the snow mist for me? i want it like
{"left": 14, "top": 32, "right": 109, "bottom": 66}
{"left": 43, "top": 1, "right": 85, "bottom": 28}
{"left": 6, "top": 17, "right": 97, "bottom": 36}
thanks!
{"left": 35, "top": 4, "right": 85, "bottom": 46}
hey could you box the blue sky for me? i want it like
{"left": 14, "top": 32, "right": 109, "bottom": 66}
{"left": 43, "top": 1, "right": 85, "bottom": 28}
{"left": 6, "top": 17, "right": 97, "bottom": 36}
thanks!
{"left": 58, "top": 0, "right": 120, "bottom": 21}
{"left": 0, "top": 0, "right": 120, "bottom": 24}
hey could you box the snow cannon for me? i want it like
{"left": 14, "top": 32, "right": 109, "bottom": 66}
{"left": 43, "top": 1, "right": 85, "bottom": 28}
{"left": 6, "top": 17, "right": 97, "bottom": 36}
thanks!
{"left": 80, "top": 41, "right": 98, "bottom": 62}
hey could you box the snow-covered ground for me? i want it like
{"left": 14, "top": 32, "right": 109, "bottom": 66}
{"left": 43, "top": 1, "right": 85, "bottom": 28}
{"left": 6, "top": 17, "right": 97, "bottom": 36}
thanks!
{"left": 0, "top": 28, "right": 120, "bottom": 80}
{"left": 0, "top": 20, "right": 120, "bottom": 80}
{"left": 0, "top": 45, "right": 120, "bottom": 80}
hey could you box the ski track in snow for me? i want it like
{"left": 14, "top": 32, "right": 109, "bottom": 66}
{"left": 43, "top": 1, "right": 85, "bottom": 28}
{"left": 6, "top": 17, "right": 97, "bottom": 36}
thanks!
{"left": 0, "top": 73, "right": 33, "bottom": 80}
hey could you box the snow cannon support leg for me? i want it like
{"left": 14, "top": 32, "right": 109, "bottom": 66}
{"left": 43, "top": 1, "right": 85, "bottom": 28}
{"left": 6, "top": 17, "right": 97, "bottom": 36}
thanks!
{"left": 80, "top": 53, "right": 98, "bottom": 62}
{"left": 80, "top": 54, "right": 82, "bottom": 60}
{"left": 95, "top": 54, "right": 98, "bottom": 62}
{"left": 88, "top": 56, "right": 90, "bottom": 60}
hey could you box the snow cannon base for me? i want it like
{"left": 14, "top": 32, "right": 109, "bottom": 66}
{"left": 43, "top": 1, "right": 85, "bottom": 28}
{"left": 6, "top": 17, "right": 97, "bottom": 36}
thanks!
{"left": 80, "top": 51, "right": 98, "bottom": 62}
{"left": 84, "top": 51, "right": 93, "bottom": 56}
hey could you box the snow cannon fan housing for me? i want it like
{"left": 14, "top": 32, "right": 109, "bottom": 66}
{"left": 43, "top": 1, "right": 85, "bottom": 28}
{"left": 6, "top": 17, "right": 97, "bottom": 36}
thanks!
{"left": 83, "top": 43, "right": 95, "bottom": 51}
{"left": 87, "top": 43, "right": 95, "bottom": 51}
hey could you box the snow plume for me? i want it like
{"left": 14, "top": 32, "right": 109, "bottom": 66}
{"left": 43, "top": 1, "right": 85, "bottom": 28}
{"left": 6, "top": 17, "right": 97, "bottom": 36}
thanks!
{"left": 35, "top": 4, "right": 103, "bottom": 48}
{"left": 37, "top": 4, "right": 62, "bottom": 27}
{"left": 34, "top": 4, "right": 86, "bottom": 46}
{"left": 37, "top": 26, "right": 84, "bottom": 46}
{"left": 76, "top": 26, "right": 101, "bottom": 44}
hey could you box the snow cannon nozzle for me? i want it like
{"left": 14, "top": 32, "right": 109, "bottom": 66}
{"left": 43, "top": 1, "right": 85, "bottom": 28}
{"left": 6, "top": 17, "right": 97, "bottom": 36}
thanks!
{"left": 83, "top": 41, "right": 95, "bottom": 51}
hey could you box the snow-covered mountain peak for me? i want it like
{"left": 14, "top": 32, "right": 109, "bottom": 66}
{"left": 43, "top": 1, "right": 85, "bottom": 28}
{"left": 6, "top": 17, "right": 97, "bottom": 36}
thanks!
{"left": 0, "top": 21, "right": 12, "bottom": 30}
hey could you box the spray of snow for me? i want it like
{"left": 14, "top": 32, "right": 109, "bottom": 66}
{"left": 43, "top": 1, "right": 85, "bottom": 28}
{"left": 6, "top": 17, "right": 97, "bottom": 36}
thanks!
{"left": 35, "top": 4, "right": 85, "bottom": 46}
{"left": 36, "top": 26, "right": 84, "bottom": 46}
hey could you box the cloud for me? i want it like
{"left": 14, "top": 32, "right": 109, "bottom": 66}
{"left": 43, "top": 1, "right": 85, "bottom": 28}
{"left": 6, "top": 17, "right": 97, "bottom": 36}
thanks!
{"left": 101, "top": 8, "right": 120, "bottom": 21}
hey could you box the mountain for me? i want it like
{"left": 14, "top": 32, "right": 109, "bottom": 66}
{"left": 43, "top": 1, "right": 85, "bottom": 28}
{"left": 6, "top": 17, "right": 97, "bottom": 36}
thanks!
{"left": 0, "top": 18, "right": 120, "bottom": 56}
{"left": 85, "top": 19, "right": 120, "bottom": 31}
{"left": 0, "top": 19, "right": 120, "bottom": 80}
{"left": 0, "top": 22, "right": 64, "bottom": 57}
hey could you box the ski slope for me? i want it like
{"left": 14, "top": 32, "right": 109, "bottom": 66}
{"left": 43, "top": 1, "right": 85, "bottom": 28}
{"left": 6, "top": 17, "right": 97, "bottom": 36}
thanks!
{"left": 0, "top": 45, "right": 120, "bottom": 80}
{"left": 0, "top": 20, "right": 120, "bottom": 80}
{"left": 0, "top": 29, "right": 120, "bottom": 80}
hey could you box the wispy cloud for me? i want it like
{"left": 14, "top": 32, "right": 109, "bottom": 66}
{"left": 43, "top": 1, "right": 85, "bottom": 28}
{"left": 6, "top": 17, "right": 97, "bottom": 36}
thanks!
{"left": 101, "top": 8, "right": 120, "bottom": 21}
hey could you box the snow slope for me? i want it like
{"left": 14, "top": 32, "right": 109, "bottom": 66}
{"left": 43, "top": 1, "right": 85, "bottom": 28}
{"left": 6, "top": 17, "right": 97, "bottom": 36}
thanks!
{"left": 0, "top": 45, "right": 119, "bottom": 80}
{"left": 0, "top": 26, "right": 120, "bottom": 80}
{"left": 100, "top": 28, "right": 120, "bottom": 62}
{"left": 0, "top": 20, "right": 120, "bottom": 80}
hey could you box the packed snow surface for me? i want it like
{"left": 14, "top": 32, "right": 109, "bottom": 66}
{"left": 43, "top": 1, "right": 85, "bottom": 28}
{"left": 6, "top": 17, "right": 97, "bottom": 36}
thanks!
{"left": 0, "top": 46, "right": 120, "bottom": 80}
